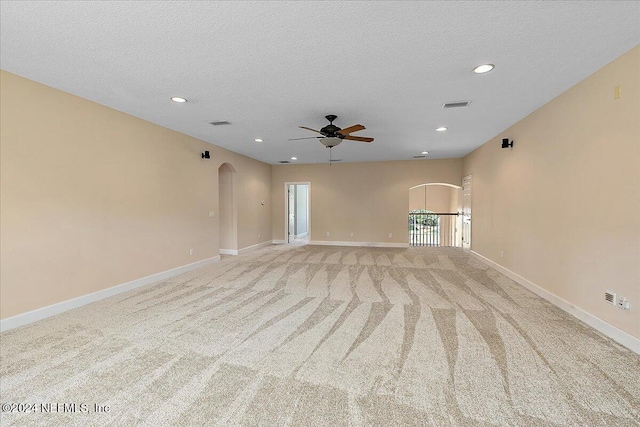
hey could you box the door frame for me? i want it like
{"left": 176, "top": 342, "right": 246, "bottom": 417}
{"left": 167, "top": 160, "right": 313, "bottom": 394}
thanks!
{"left": 283, "top": 182, "right": 311, "bottom": 243}
{"left": 462, "top": 174, "right": 472, "bottom": 251}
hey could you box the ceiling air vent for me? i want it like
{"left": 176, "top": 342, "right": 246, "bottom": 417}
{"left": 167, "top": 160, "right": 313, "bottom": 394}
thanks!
{"left": 443, "top": 101, "right": 471, "bottom": 109}
{"left": 605, "top": 291, "right": 616, "bottom": 305}
{"left": 209, "top": 120, "right": 231, "bottom": 126}
{"left": 279, "top": 160, "right": 290, "bottom": 164}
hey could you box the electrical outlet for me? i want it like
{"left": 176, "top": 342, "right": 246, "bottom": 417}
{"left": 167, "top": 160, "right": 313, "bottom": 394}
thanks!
{"left": 617, "top": 296, "right": 630, "bottom": 310}
{"left": 189, "top": 248, "right": 194, "bottom": 256}
{"left": 500, "top": 250, "right": 504, "bottom": 258}
{"left": 326, "top": 232, "right": 330, "bottom": 237}
{"left": 350, "top": 232, "right": 354, "bottom": 238}
{"left": 388, "top": 233, "right": 392, "bottom": 238}
{"left": 258, "top": 233, "right": 261, "bottom": 239}
{"left": 208, "top": 211, "right": 215, "bottom": 218}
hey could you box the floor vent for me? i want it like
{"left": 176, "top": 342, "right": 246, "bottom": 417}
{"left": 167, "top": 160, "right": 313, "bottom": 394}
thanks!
{"left": 279, "top": 160, "right": 290, "bottom": 164}
{"left": 605, "top": 291, "right": 616, "bottom": 305}
{"left": 209, "top": 120, "right": 231, "bottom": 126}
{"left": 443, "top": 101, "right": 471, "bottom": 108}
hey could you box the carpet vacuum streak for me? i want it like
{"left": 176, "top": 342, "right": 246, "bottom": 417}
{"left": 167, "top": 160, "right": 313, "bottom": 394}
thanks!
{"left": 1, "top": 245, "right": 639, "bottom": 426}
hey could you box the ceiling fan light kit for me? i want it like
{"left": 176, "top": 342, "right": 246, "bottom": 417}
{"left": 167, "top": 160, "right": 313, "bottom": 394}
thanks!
{"left": 320, "top": 137, "right": 342, "bottom": 148}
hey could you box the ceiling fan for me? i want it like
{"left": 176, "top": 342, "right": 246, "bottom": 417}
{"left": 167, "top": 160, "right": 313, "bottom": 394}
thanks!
{"left": 289, "top": 114, "right": 374, "bottom": 164}
{"left": 290, "top": 114, "right": 374, "bottom": 146}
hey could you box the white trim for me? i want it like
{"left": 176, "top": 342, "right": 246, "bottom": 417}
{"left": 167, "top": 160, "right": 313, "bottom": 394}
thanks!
{"left": 219, "top": 249, "right": 238, "bottom": 255}
{"left": 237, "top": 241, "right": 273, "bottom": 255}
{"left": 409, "top": 182, "right": 462, "bottom": 190}
{"left": 295, "top": 232, "right": 308, "bottom": 239}
{"left": 272, "top": 239, "right": 287, "bottom": 245}
{"left": 0, "top": 256, "right": 221, "bottom": 333}
{"left": 309, "top": 240, "right": 409, "bottom": 248}
{"left": 470, "top": 250, "right": 639, "bottom": 354}
{"left": 220, "top": 241, "right": 273, "bottom": 256}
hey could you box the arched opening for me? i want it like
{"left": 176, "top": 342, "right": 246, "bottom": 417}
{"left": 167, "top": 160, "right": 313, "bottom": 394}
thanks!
{"left": 408, "top": 183, "right": 462, "bottom": 247}
{"left": 218, "top": 163, "right": 237, "bottom": 254}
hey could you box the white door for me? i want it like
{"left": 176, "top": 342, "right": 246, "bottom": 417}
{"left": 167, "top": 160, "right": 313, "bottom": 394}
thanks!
{"left": 462, "top": 175, "right": 472, "bottom": 250}
{"left": 288, "top": 185, "right": 296, "bottom": 243}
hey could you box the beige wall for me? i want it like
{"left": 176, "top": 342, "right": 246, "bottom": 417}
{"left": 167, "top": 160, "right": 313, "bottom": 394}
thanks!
{"left": 463, "top": 46, "right": 640, "bottom": 338}
{"left": 0, "top": 71, "right": 272, "bottom": 319}
{"left": 272, "top": 159, "right": 462, "bottom": 244}
{"left": 409, "top": 186, "right": 426, "bottom": 211}
{"left": 449, "top": 187, "right": 461, "bottom": 214}
{"left": 218, "top": 163, "right": 237, "bottom": 250}
{"left": 409, "top": 185, "right": 456, "bottom": 213}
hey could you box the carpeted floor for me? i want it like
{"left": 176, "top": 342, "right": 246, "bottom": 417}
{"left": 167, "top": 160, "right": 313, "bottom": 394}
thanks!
{"left": 1, "top": 245, "right": 639, "bottom": 426}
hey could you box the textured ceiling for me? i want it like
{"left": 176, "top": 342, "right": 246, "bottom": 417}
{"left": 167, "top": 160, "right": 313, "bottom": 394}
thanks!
{"left": 1, "top": 1, "right": 639, "bottom": 164}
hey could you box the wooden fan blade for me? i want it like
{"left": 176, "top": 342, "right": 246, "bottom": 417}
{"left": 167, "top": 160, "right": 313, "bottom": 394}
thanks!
{"left": 344, "top": 135, "right": 374, "bottom": 143}
{"left": 337, "top": 124, "right": 365, "bottom": 135}
{"left": 288, "top": 137, "right": 320, "bottom": 141}
{"left": 299, "top": 126, "right": 323, "bottom": 134}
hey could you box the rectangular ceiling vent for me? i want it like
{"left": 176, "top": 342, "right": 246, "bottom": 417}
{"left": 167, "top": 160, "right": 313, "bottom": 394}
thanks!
{"left": 605, "top": 291, "right": 616, "bottom": 305}
{"left": 443, "top": 101, "right": 471, "bottom": 109}
{"left": 209, "top": 120, "right": 231, "bottom": 126}
{"left": 279, "top": 160, "right": 290, "bottom": 164}
{"left": 413, "top": 155, "right": 426, "bottom": 158}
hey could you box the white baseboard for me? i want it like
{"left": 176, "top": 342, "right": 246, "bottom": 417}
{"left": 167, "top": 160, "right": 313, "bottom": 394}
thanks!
{"left": 272, "top": 240, "right": 287, "bottom": 244}
{"left": 470, "top": 250, "right": 639, "bottom": 354}
{"left": 309, "top": 240, "right": 409, "bottom": 248}
{"left": 0, "top": 256, "right": 221, "bottom": 333}
{"left": 220, "top": 241, "right": 273, "bottom": 256}
{"left": 238, "top": 241, "right": 273, "bottom": 255}
{"left": 295, "top": 232, "right": 308, "bottom": 239}
{"left": 219, "top": 249, "right": 238, "bottom": 255}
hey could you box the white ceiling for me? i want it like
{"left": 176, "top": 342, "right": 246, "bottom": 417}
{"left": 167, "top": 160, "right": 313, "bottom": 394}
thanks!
{"left": 1, "top": 1, "right": 639, "bottom": 164}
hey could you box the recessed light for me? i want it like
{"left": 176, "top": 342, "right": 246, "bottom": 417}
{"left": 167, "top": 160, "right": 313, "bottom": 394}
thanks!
{"left": 421, "top": 151, "right": 429, "bottom": 155}
{"left": 436, "top": 127, "right": 448, "bottom": 132}
{"left": 291, "top": 157, "right": 297, "bottom": 160}
{"left": 254, "top": 138, "right": 263, "bottom": 142}
{"left": 171, "top": 97, "right": 187, "bottom": 103}
{"left": 473, "top": 64, "right": 494, "bottom": 74}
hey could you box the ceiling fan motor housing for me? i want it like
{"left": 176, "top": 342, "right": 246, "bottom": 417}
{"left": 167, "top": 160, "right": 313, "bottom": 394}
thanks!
{"left": 320, "top": 114, "right": 344, "bottom": 138}
{"left": 320, "top": 124, "right": 343, "bottom": 137}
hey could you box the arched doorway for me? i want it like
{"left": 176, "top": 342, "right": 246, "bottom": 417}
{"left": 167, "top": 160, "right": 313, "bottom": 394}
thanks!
{"left": 408, "top": 183, "right": 462, "bottom": 247}
{"left": 218, "top": 163, "right": 237, "bottom": 254}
